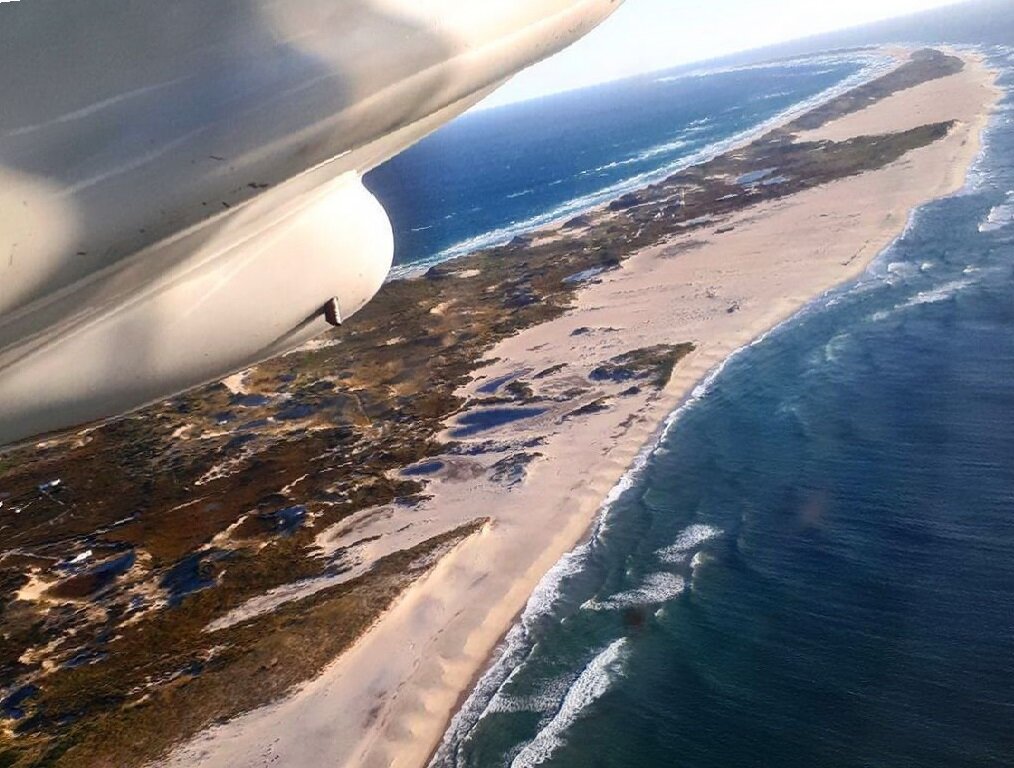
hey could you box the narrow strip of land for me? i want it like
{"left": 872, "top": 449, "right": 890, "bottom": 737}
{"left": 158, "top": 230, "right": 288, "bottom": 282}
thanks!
{"left": 159, "top": 49, "right": 1001, "bottom": 768}
{"left": 0, "top": 48, "right": 1000, "bottom": 768}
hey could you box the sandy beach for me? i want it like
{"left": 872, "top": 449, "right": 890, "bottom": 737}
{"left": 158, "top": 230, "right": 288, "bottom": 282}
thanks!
{"left": 160, "top": 49, "right": 1000, "bottom": 768}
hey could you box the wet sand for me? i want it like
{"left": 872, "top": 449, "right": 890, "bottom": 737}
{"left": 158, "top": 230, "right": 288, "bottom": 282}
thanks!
{"left": 159, "top": 50, "right": 1000, "bottom": 768}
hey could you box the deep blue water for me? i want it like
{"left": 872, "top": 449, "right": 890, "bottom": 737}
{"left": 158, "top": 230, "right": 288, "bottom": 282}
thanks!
{"left": 429, "top": 46, "right": 1014, "bottom": 768}
{"left": 366, "top": 53, "right": 887, "bottom": 274}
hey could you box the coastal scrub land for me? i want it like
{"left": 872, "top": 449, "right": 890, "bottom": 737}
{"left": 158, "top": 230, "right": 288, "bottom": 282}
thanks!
{"left": 0, "top": 48, "right": 999, "bottom": 768}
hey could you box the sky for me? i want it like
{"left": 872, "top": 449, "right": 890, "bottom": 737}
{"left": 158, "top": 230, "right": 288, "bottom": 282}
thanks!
{"left": 482, "top": 0, "right": 963, "bottom": 108}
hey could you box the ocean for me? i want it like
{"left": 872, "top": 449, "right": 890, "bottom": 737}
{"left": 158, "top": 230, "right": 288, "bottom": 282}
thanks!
{"left": 377, "top": 44, "right": 1014, "bottom": 768}
{"left": 365, "top": 52, "right": 890, "bottom": 275}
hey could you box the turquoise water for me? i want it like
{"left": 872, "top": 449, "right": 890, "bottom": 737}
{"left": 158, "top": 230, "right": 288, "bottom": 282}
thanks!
{"left": 431, "top": 46, "right": 1014, "bottom": 768}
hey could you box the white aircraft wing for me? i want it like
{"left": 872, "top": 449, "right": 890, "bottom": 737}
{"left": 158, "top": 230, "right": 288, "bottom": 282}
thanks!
{"left": 0, "top": 0, "right": 621, "bottom": 445}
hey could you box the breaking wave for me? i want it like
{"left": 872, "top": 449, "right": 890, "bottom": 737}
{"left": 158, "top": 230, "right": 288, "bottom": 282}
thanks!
{"left": 903, "top": 279, "right": 976, "bottom": 307}
{"left": 583, "top": 573, "right": 686, "bottom": 611}
{"left": 509, "top": 639, "right": 628, "bottom": 768}
{"left": 428, "top": 539, "right": 601, "bottom": 767}
{"left": 979, "top": 191, "right": 1014, "bottom": 232}
{"left": 660, "top": 50, "right": 889, "bottom": 83}
{"left": 871, "top": 278, "right": 978, "bottom": 322}
{"left": 656, "top": 524, "right": 723, "bottom": 564}
{"left": 392, "top": 52, "right": 895, "bottom": 280}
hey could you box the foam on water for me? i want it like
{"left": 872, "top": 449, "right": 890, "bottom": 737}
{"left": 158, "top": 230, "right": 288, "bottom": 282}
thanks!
{"left": 430, "top": 365, "right": 694, "bottom": 764}
{"left": 690, "top": 551, "right": 709, "bottom": 578}
{"left": 753, "top": 89, "right": 795, "bottom": 102}
{"left": 904, "top": 278, "right": 976, "bottom": 307}
{"left": 484, "top": 676, "right": 574, "bottom": 718}
{"left": 655, "top": 524, "right": 724, "bottom": 564}
{"left": 675, "top": 50, "right": 889, "bottom": 82}
{"left": 870, "top": 278, "right": 978, "bottom": 322}
{"left": 428, "top": 538, "right": 600, "bottom": 767}
{"left": 508, "top": 639, "right": 628, "bottom": 768}
{"left": 632, "top": 137, "right": 691, "bottom": 162}
{"left": 821, "top": 332, "right": 853, "bottom": 365}
{"left": 886, "top": 260, "right": 920, "bottom": 279}
{"left": 582, "top": 573, "right": 687, "bottom": 611}
{"left": 391, "top": 52, "right": 894, "bottom": 279}
{"left": 979, "top": 191, "right": 1014, "bottom": 232}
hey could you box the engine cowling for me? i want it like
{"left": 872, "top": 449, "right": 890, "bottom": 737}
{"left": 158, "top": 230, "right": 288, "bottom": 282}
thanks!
{"left": 0, "top": 173, "right": 392, "bottom": 446}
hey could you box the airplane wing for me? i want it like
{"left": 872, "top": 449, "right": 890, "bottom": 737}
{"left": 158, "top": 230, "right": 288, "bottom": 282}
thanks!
{"left": 0, "top": 0, "right": 622, "bottom": 446}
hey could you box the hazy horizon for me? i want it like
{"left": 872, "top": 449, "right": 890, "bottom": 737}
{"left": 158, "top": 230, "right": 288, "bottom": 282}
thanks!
{"left": 479, "top": 0, "right": 970, "bottom": 109}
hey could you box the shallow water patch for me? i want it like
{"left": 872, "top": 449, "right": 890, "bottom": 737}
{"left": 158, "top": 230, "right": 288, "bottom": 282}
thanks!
{"left": 0, "top": 685, "right": 39, "bottom": 720}
{"left": 403, "top": 460, "right": 446, "bottom": 477}
{"left": 161, "top": 550, "right": 230, "bottom": 607}
{"left": 450, "top": 408, "right": 548, "bottom": 439}
{"left": 477, "top": 369, "right": 532, "bottom": 395}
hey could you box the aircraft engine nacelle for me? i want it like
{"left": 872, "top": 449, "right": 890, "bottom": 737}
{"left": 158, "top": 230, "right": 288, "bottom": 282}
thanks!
{"left": 0, "top": 173, "right": 392, "bottom": 445}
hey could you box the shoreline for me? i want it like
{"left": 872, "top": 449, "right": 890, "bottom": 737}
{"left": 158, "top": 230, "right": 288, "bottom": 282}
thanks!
{"left": 428, "top": 48, "right": 1002, "bottom": 768}
{"left": 158, "top": 48, "right": 1002, "bottom": 768}
{"left": 388, "top": 48, "right": 904, "bottom": 281}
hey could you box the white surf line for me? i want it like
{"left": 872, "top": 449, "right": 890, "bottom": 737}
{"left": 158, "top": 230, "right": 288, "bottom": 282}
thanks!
{"left": 391, "top": 49, "right": 900, "bottom": 280}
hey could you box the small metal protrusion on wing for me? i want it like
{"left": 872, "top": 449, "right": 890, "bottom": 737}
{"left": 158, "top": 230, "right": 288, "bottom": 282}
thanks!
{"left": 323, "top": 297, "right": 343, "bottom": 327}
